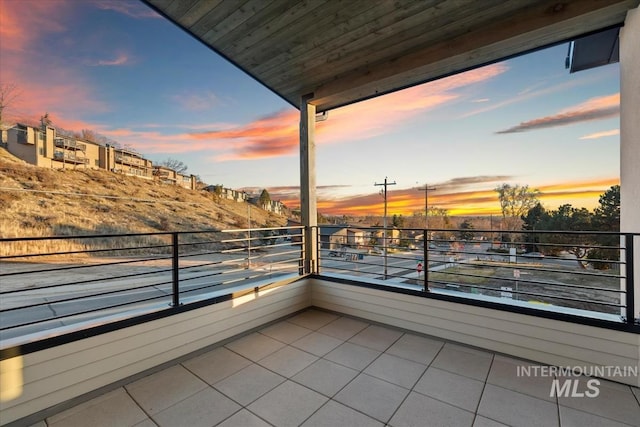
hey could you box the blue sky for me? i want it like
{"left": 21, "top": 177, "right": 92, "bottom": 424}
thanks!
{"left": 0, "top": 0, "right": 620, "bottom": 215}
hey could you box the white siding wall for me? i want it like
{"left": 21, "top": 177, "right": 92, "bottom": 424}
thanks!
{"left": 0, "top": 280, "right": 310, "bottom": 425}
{"left": 310, "top": 278, "right": 640, "bottom": 387}
{"left": 620, "top": 7, "right": 640, "bottom": 321}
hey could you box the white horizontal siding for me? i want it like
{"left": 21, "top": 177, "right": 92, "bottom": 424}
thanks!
{"left": 1, "top": 279, "right": 310, "bottom": 425}
{"left": 310, "top": 279, "right": 640, "bottom": 387}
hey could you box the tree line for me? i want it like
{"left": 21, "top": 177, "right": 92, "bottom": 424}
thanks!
{"left": 497, "top": 184, "right": 620, "bottom": 269}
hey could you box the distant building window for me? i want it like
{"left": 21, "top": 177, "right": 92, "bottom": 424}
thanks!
{"left": 38, "top": 133, "right": 44, "bottom": 141}
{"left": 95, "top": 159, "right": 99, "bottom": 166}
{"left": 39, "top": 147, "right": 44, "bottom": 155}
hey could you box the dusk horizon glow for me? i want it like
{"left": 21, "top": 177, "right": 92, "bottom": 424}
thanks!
{"left": 0, "top": 0, "right": 620, "bottom": 217}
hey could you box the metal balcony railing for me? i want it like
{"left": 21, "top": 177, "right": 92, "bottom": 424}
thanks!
{"left": 53, "top": 150, "right": 89, "bottom": 164}
{"left": 316, "top": 226, "right": 638, "bottom": 327}
{"left": 0, "top": 226, "right": 304, "bottom": 346}
{"left": 54, "top": 138, "right": 86, "bottom": 152}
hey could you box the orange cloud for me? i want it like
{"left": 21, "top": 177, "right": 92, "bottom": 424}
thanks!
{"left": 579, "top": 129, "right": 619, "bottom": 140}
{"left": 189, "top": 110, "right": 300, "bottom": 160}
{"left": 496, "top": 93, "right": 619, "bottom": 134}
{"left": 184, "top": 63, "right": 508, "bottom": 160}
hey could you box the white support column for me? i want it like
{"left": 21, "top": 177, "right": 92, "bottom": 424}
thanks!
{"left": 620, "top": 6, "right": 640, "bottom": 322}
{"left": 300, "top": 95, "right": 318, "bottom": 274}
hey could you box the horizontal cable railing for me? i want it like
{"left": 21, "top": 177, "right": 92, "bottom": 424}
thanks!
{"left": 316, "top": 226, "right": 638, "bottom": 326}
{"left": 0, "top": 226, "right": 304, "bottom": 344}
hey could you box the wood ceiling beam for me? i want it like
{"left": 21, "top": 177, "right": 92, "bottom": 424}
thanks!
{"left": 308, "top": 0, "right": 636, "bottom": 111}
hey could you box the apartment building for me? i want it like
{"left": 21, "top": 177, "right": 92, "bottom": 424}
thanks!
{"left": 103, "top": 145, "right": 153, "bottom": 179}
{"left": 4, "top": 123, "right": 196, "bottom": 188}
{"left": 6, "top": 124, "right": 101, "bottom": 170}
{"left": 152, "top": 165, "right": 196, "bottom": 190}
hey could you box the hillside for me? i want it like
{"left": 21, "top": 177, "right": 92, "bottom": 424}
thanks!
{"left": 0, "top": 147, "right": 287, "bottom": 239}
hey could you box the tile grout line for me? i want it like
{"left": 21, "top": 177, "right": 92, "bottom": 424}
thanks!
{"left": 384, "top": 336, "right": 448, "bottom": 425}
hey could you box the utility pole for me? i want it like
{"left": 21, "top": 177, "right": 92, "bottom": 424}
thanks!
{"left": 375, "top": 177, "right": 396, "bottom": 279}
{"left": 417, "top": 184, "right": 437, "bottom": 229}
{"left": 417, "top": 184, "right": 436, "bottom": 292}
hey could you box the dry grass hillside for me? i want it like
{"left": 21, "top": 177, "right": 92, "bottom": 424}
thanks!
{"left": 0, "top": 147, "right": 287, "bottom": 240}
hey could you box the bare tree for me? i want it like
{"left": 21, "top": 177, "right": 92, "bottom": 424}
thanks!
{"left": 159, "top": 158, "right": 188, "bottom": 173}
{"left": 495, "top": 183, "right": 540, "bottom": 232}
{"left": 0, "top": 83, "right": 20, "bottom": 130}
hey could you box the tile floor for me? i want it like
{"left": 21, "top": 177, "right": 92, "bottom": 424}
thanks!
{"left": 35, "top": 309, "right": 640, "bottom": 427}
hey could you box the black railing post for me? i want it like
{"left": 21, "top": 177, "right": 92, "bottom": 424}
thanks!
{"left": 172, "top": 232, "right": 180, "bottom": 307}
{"left": 423, "top": 230, "right": 428, "bottom": 292}
{"left": 625, "top": 234, "right": 635, "bottom": 325}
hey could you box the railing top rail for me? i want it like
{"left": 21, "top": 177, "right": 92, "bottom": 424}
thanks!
{"left": 315, "top": 225, "right": 638, "bottom": 236}
{"left": 0, "top": 226, "right": 305, "bottom": 242}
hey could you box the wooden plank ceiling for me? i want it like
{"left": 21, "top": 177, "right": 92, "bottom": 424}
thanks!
{"left": 144, "top": 0, "right": 639, "bottom": 112}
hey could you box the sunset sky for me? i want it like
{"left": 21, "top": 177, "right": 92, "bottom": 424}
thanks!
{"left": 0, "top": 0, "right": 621, "bottom": 216}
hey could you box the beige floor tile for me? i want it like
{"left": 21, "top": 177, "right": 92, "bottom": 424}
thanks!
{"left": 364, "top": 353, "right": 427, "bottom": 389}
{"left": 47, "top": 388, "right": 147, "bottom": 427}
{"left": 291, "top": 331, "right": 344, "bottom": 356}
{"left": 125, "top": 365, "right": 208, "bottom": 415}
{"left": 301, "top": 400, "right": 384, "bottom": 427}
{"left": 214, "top": 363, "right": 285, "bottom": 405}
{"left": 248, "top": 380, "right": 328, "bottom": 426}
{"left": 432, "top": 343, "right": 493, "bottom": 381}
{"left": 27, "top": 422, "right": 48, "bottom": 427}
{"left": 559, "top": 405, "right": 635, "bottom": 427}
{"left": 287, "top": 309, "right": 339, "bottom": 330}
{"left": 557, "top": 377, "right": 640, "bottom": 426}
{"left": 324, "top": 341, "right": 381, "bottom": 371}
{"left": 478, "top": 384, "right": 559, "bottom": 427}
{"left": 152, "top": 388, "right": 240, "bottom": 427}
{"left": 318, "top": 316, "right": 369, "bottom": 340}
{"left": 348, "top": 325, "right": 403, "bottom": 351}
{"left": 133, "top": 420, "right": 158, "bottom": 427}
{"left": 633, "top": 386, "right": 640, "bottom": 402}
{"left": 414, "top": 367, "right": 484, "bottom": 412}
{"left": 258, "top": 345, "right": 318, "bottom": 377}
{"left": 385, "top": 333, "right": 444, "bottom": 365}
{"left": 259, "top": 320, "right": 313, "bottom": 343}
{"left": 224, "top": 332, "right": 285, "bottom": 362}
{"left": 292, "top": 358, "right": 359, "bottom": 397}
{"left": 182, "top": 346, "right": 251, "bottom": 385}
{"left": 487, "top": 355, "right": 556, "bottom": 401}
{"left": 472, "top": 415, "right": 510, "bottom": 427}
{"left": 334, "top": 373, "right": 409, "bottom": 423}
{"left": 389, "top": 391, "right": 475, "bottom": 427}
{"left": 216, "top": 409, "right": 271, "bottom": 427}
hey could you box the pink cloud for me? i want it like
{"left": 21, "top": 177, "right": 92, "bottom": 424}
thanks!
{"left": 183, "top": 63, "right": 508, "bottom": 160}
{"left": 496, "top": 93, "right": 619, "bottom": 134}
{"left": 579, "top": 129, "right": 619, "bottom": 140}
{"left": 1, "top": 0, "right": 108, "bottom": 125}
